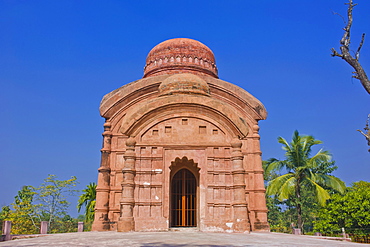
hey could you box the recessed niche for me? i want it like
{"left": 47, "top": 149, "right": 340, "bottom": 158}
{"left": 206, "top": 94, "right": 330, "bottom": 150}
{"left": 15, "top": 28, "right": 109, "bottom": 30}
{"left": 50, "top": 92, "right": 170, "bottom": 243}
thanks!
{"left": 182, "top": 119, "right": 188, "bottom": 125}
{"left": 165, "top": 126, "right": 172, "bottom": 133}
{"left": 199, "top": 126, "right": 206, "bottom": 134}
{"left": 152, "top": 130, "right": 159, "bottom": 135}
{"left": 213, "top": 129, "right": 218, "bottom": 135}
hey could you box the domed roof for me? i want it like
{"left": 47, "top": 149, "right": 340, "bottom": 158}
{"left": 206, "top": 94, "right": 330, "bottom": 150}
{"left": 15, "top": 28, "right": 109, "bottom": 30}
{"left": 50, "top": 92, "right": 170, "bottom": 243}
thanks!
{"left": 159, "top": 73, "right": 210, "bottom": 96}
{"left": 143, "top": 38, "right": 218, "bottom": 78}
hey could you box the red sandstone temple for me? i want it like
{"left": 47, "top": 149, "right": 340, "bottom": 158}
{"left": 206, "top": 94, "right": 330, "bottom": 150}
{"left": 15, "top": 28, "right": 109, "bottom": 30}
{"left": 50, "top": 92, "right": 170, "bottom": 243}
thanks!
{"left": 92, "top": 38, "right": 269, "bottom": 232}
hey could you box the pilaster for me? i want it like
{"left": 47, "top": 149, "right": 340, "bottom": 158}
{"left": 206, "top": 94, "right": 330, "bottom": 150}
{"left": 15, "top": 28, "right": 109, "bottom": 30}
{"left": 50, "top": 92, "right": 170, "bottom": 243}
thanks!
{"left": 117, "top": 136, "right": 136, "bottom": 232}
{"left": 250, "top": 124, "right": 270, "bottom": 231}
{"left": 92, "top": 121, "right": 112, "bottom": 231}
{"left": 231, "top": 138, "right": 250, "bottom": 232}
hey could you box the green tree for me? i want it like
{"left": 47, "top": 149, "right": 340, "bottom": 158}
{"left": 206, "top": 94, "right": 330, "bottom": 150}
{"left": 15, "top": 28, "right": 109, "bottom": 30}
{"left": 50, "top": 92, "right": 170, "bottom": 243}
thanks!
{"left": 263, "top": 159, "right": 320, "bottom": 233}
{"left": 0, "top": 205, "right": 11, "bottom": 221}
{"left": 0, "top": 175, "right": 78, "bottom": 234}
{"left": 77, "top": 182, "right": 96, "bottom": 224}
{"left": 50, "top": 214, "right": 78, "bottom": 233}
{"left": 33, "top": 174, "right": 78, "bottom": 232}
{"left": 7, "top": 186, "right": 39, "bottom": 234}
{"left": 263, "top": 160, "right": 290, "bottom": 232}
{"left": 314, "top": 181, "right": 370, "bottom": 235}
{"left": 264, "top": 130, "right": 346, "bottom": 231}
{"left": 0, "top": 205, "right": 11, "bottom": 233}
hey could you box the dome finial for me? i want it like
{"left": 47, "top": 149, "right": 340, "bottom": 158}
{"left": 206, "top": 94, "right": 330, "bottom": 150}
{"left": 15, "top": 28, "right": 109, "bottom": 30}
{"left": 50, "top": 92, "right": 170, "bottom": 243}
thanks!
{"left": 143, "top": 38, "right": 218, "bottom": 78}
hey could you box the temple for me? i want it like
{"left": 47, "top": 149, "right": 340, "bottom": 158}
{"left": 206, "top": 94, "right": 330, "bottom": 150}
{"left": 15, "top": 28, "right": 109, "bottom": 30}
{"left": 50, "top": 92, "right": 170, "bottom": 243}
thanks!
{"left": 92, "top": 38, "right": 270, "bottom": 232}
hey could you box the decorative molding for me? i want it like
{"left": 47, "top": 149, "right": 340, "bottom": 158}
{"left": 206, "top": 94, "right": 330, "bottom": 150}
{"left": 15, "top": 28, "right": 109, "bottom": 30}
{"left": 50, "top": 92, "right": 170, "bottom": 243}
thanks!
{"left": 207, "top": 157, "right": 232, "bottom": 161}
{"left": 144, "top": 55, "right": 218, "bottom": 79}
{"left": 207, "top": 185, "right": 233, "bottom": 189}
{"left": 170, "top": 156, "right": 199, "bottom": 171}
{"left": 207, "top": 203, "right": 232, "bottom": 207}
{"left": 136, "top": 184, "right": 162, "bottom": 188}
{"left": 136, "top": 157, "right": 163, "bottom": 161}
{"left": 136, "top": 169, "right": 163, "bottom": 175}
{"left": 135, "top": 202, "right": 162, "bottom": 206}
{"left": 242, "top": 151, "right": 262, "bottom": 155}
{"left": 207, "top": 171, "right": 232, "bottom": 175}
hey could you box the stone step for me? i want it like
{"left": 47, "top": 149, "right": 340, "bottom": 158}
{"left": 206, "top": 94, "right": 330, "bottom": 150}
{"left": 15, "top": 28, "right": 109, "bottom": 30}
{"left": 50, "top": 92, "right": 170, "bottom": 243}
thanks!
{"left": 169, "top": 227, "right": 198, "bottom": 232}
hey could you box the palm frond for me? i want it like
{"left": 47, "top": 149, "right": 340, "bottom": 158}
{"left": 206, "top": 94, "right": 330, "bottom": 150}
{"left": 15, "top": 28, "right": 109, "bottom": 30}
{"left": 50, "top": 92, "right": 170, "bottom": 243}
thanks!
{"left": 305, "top": 177, "right": 331, "bottom": 206}
{"left": 77, "top": 182, "right": 96, "bottom": 218}
{"left": 265, "top": 159, "right": 286, "bottom": 174}
{"left": 278, "top": 176, "right": 296, "bottom": 201}
{"left": 278, "top": 136, "right": 291, "bottom": 153}
{"left": 310, "top": 149, "right": 331, "bottom": 164}
{"left": 311, "top": 174, "right": 346, "bottom": 194}
{"left": 267, "top": 173, "right": 295, "bottom": 199}
{"left": 264, "top": 130, "right": 343, "bottom": 230}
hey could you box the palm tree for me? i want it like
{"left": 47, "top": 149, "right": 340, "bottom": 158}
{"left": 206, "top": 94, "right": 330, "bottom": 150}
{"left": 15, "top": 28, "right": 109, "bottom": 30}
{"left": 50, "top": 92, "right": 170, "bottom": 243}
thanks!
{"left": 77, "top": 183, "right": 96, "bottom": 223}
{"left": 264, "top": 130, "right": 345, "bottom": 231}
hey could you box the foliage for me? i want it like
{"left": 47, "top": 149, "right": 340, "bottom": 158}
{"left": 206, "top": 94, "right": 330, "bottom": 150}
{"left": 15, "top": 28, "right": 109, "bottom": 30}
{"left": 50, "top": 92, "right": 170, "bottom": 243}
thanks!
{"left": 314, "top": 181, "right": 370, "bottom": 235}
{"left": 33, "top": 174, "right": 78, "bottom": 233}
{"left": 1, "top": 175, "right": 79, "bottom": 234}
{"left": 50, "top": 215, "right": 78, "bottom": 233}
{"left": 0, "top": 205, "right": 11, "bottom": 233}
{"left": 263, "top": 160, "right": 292, "bottom": 232}
{"left": 0, "top": 205, "right": 11, "bottom": 220}
{"left": 77, "top": 182, "right": 96, "bottom": 224}
{"left": 265, "top": 196, "right": 291, "bottom": 233}
{"left": 265, "top": 183, "right": 323, "bottom": 233}
{"left": 264, "top": 130, "right": 345, "bottom": 231}
{"left": 6, "top": 186, "right": 40, "bottom": 234}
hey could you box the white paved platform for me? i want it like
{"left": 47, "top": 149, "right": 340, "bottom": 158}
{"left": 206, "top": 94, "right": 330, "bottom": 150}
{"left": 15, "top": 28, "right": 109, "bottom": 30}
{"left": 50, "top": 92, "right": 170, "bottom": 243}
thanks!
{"left": 0, "top": 231, "right": 367, "bottom": 247}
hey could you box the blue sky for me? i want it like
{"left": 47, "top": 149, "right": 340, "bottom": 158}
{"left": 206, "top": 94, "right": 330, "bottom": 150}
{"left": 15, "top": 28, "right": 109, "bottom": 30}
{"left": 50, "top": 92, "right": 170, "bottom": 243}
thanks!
{"left": 1, "top": 0, "right": 369, "bottom": 216}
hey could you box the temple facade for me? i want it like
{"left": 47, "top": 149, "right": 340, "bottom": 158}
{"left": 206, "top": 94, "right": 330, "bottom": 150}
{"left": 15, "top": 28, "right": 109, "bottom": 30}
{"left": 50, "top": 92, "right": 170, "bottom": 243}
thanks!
{"left": 92, "top": 38, "right": 270, "bottom": 232}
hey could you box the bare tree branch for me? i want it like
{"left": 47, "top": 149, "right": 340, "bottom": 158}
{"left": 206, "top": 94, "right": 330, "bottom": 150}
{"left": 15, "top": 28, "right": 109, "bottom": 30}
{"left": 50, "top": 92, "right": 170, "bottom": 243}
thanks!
{"left": 332, "top": 0, "right": 370, "bottom": 94}
{"left": 332, "top": 1, "right": 370, "bottom": 152}
{"left": 357, "top": 114, "right": 370, "bottom": 152}
{"left": 331, "top": 10, "right": 346, "bottom": 25}
{"left": 355, "top": 33, "right": 365, "bottom": 60}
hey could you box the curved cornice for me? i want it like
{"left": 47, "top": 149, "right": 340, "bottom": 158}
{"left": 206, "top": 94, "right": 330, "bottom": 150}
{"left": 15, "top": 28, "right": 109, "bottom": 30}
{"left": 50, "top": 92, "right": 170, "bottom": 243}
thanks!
{"left": 144, "top": 56, "right": 218, "bottom": 78}
{"left": 100, "top": 74, "right": 267, "bottom": 121}
{"left": 119, "top": 95, "right": 249, "bottom": 138}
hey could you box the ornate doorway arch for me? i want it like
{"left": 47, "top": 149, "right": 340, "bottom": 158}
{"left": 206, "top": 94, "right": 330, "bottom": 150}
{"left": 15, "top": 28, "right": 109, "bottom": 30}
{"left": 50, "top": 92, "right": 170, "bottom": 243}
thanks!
{"left": 170, "top": 157, "right": 199, "bottom": 227}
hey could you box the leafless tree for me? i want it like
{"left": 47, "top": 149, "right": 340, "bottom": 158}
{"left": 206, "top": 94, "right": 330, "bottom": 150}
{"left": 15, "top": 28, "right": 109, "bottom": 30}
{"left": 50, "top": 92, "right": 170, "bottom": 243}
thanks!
{"left": 331, "top": 0, "right": 370, "bottom": 94}
{"left": 357, "top": 114, "right": 370, "bottom": 152}
{"left": 332, "top": 0, "right": 370, "bottom": 152}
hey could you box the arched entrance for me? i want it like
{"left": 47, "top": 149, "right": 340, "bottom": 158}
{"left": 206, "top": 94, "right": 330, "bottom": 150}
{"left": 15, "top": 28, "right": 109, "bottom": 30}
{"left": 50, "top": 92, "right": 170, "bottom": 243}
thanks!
{"left": 171, "top": 168, "right": 197, "bottom": 227}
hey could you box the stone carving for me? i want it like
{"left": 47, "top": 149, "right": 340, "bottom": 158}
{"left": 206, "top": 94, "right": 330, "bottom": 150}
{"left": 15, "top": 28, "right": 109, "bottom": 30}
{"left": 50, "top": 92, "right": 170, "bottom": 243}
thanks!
{"left": 92, "top": 38, "right": 269, "bottom": 232}
{"left": 170, "top": 156, "right": 200, "bottom": 172}
{"left": 144, "top": 38, "right": 218, "bottom": 78}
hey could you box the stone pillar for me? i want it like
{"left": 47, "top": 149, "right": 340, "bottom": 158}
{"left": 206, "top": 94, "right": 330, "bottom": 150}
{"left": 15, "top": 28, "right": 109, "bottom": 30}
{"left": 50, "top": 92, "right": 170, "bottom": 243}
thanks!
{"left": 78, "top": 222, "right": 84, "bottom": 232}
{"left": 250, "top": 124, "right": 270, "bottom": 231}
{"left": 2, "top": 221, "right": 11, "bottom": 241}
{"left": 231, "top": 138, "right": 250, "bottom": 233}
{"left": 117, "top": 136, "right": 136, "bottom": 232}
{"left": 92, "top": 121, "right": 112, "bottom": 231}
{"left": 40, "top": 221, "right": 48, "bottom": 234}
